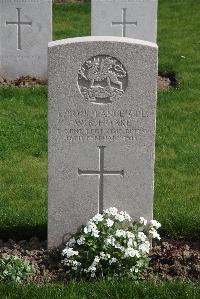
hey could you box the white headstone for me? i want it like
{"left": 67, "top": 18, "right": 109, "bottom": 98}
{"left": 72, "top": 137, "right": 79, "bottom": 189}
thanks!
{"left": 92, "top": 0, "right": 157, "bottom": 43}
{"left": 0, "top": 0, "right": 52, "bottom": 80}
{"left": 48, "top": 36, "right": 158, "bottom": 248}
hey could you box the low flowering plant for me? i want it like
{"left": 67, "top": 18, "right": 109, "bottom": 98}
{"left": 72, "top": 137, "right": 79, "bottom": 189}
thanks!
{"left": 0, "top": 255, "right": 34, "bottom": 283}
{"left": 62, "top": 207, "right": 161, "bottom": 280}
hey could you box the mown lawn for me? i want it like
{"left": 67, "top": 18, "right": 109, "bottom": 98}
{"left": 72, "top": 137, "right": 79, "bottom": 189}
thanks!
{"left": 0, "top": 0, "right": 199, "bottom": 240}
{"left": 0, "top": 280, "right": 200, "bottom": 299}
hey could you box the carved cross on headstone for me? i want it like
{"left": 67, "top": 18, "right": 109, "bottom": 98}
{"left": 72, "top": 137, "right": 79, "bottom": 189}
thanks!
{"left": 6, "top": 8, "right": 32, "bottom": 50}
{"left": 78, "top": 146, "right": 124, "bottom": 213}
{"left": 112, "top": 8, "right": 138, "bottom": 37}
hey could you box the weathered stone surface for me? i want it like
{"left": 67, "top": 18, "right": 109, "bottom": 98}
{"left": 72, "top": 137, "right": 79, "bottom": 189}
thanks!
{"left": 48, "top": 36, "right": 157, "bottom": 248}
{"left": 0, "top": 0, "right": 52, "bottom": 79}
{"left": 92, "top": 0, "right": 157, "bottom": 42}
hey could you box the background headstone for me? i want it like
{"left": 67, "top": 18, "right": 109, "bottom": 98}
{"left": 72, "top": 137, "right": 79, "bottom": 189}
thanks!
{"left": 48, "top": 36, "right": 157, "bottom": 248}
{"left": 0, "top": 0, "right": 52, "bottom": 80}
{"left": 92, "top": 0, "right": 157, "bottom": 43}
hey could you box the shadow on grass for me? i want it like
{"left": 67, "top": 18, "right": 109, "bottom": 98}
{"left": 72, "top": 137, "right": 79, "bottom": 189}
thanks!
{"left": 0, "top": 225, "right": 47, "bottom": 241}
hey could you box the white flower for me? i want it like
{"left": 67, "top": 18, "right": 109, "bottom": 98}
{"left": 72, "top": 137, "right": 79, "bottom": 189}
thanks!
{"left": 109, "top": 257, "right": 117, "bottom": 265}
{"left": 130, "top": 266, "right": 139, "bottom": 273}
{"left": 150, "top": 220, "right": 161, "bottom": 229}
{"left": 104, "top": 207, "right": 118, "bottom": 216}
{"left": 116, "top": 229, "right": 126, "bottom": 238}
{"left": 115, "top": 214, "right": 125, "bottom": 222}
{"left": 139, "top": 217, "right": 147, "bottom": 226}
{"left": 92, "top": 213, "right": 104, "bottom": 223}
{"left": 114, "top": 243, "right": 125, "bottom": 251}
{"left": 127, "top": 239, "right": 133, "bottom": 247}
{"left": 124, "top": 248, "right": 140, "bottom": 258}
{"left": 136, "top": 260, "right": 144, "bottom": 268}
{"left": 139, "top": 241, "right": 150, "bottom": 254}
{"left": 88, "top": 265, "right": 96, "bottom": 273}
{"left": 84, "top": 226, "right": 89, "bottom": 234}
{"left": 71, "top": 260, "right": 81, "bottom": 266}
{"left": 126, "top": 231, "right": 135, "bottom": 239}
{"left": 100, "top": 252, "right": 111, "bottom": 260}
{"left": 123, "top": 211, "right": 132, "bottom": 221}
{"left": 62, "top": 247, "right": 79, "bottom": 258}
{"left": 77, "top": 236, "right": 85, "bottom": 245}
{"left": 63, "top": 258, "right": 72, "bottom": 266}
{"left": 84, "top": 222, "right": 96, "bottom": 234}
{"left": 104, "top": 236, "right": 116, "bottom": 246}
{"left": 91, "top": 229, "right": 100, "bottom": 238}
{"left": 62, "top": 209, "right": 160, "bottom": 278}
{"left": 106, "top": 219, "right": 114, "bottom": 227}
{"left": 86, "top": 220, "right": 97, "bottom": 230}
{"left": 66, "top": 237, "right": 76, "bottom": 247}
{"left": 118, "top": 211, "right": 131, "bottom": 221}
{"left": 138, "top": 232, "right": 147, "bottom": 242}
{"left": 71, "top": 260, "right": 81, "bottom": 270}
{"left": 149, "top": 228, "right": 161, "bottom": 240}
{"left": 88, "top": 220, "right": 97, "bottom": 228}
{"left": 100, "top": 252, "right": 105, "bottom": 258}
{"left": 84, "top": 221, "right": 99, "bottom": 237}
{"left": 94, "top": 256, "right": 100, "bottom": 264}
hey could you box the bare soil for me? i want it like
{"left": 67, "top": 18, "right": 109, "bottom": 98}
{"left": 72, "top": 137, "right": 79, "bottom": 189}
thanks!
{"left": 0, "top": 76, "right": 46, "bottom": 87}
{"left": 0, "top": 75, "right": 174, "bottom": 90}
{"left": 0, "top": 238, "right": 199, "bottom": 283}
{"left": 157, "top": 76, "right": 171, "bottom": 90}
{"left": 148, "top": 239, "right": 200, "bottom": 281}
{"left": 54, "top": 0, "right": 85, "bottom": 3}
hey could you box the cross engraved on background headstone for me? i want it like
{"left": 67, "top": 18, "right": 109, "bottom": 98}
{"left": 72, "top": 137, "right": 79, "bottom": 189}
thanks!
{"left": 6, "top": 8, "right": 32, "bottom": 50}
{"left": 78, "top": 146, "right": 124, "bottom": 213}
{"left": 112, "top": 8, "right": 137, "bottom": 37}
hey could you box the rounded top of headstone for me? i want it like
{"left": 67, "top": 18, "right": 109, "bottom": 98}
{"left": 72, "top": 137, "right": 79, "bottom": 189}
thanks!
{"left": 48, "top": 36, "right": 158, "bottom": 49}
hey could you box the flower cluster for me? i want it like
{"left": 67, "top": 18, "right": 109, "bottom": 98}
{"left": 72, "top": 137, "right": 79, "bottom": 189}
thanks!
{"left": 62, "top": 207, "right": 161, "bottom": 279}
{"left": 0, "top": 255, "right": 34, "bottom": 283}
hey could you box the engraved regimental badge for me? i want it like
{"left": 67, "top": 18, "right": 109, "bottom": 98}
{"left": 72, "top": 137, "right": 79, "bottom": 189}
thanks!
{"left": 78, "top": 55, "right": 128, "bottom": 104}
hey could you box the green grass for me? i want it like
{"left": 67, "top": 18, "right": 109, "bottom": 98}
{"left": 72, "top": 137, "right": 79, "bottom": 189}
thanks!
{"left": 0, "top": 87, "right": 47, "bottom": 239}
{"left": 0, "top": 280, "right": 200, "bottom": 299}
{"left": 155, "top": 0, "right": 200, "bottom": 237}
{"left": 0, "top": 1, "right": 200, "bottom": 239}
{"left": 53, "top": 3, "right": 90, "bottom": 40}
